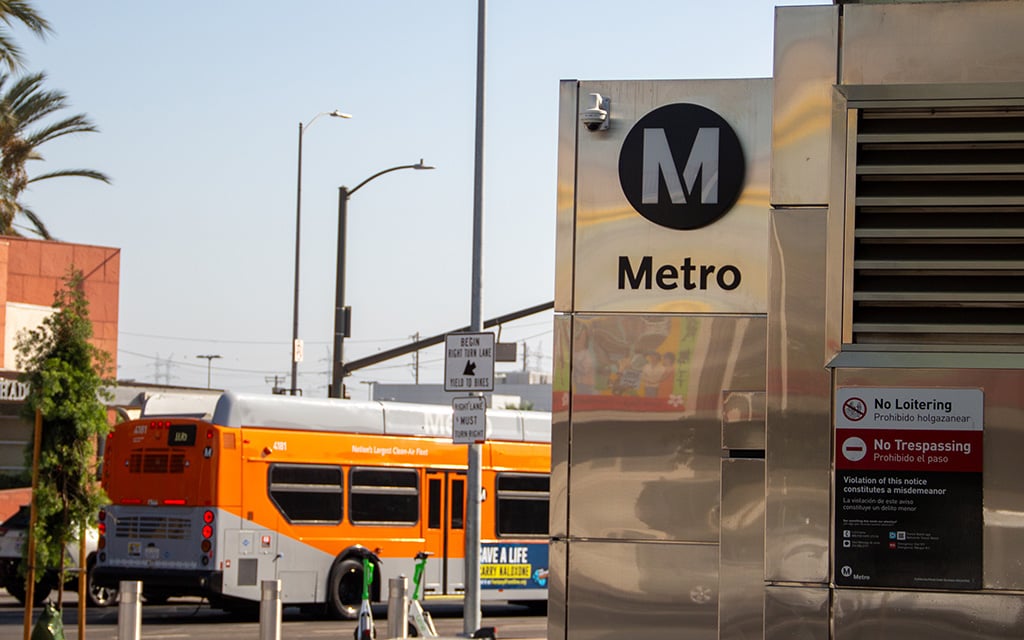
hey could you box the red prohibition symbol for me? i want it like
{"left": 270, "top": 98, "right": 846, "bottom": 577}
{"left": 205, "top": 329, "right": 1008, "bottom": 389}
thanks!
{"left": 842, "top": 397, "right": 867, "bottom": 422}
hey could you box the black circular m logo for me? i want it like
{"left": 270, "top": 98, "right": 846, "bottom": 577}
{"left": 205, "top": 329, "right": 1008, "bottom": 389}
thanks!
{"left": 618, "top": 103, "right": 745, "bottom": 230}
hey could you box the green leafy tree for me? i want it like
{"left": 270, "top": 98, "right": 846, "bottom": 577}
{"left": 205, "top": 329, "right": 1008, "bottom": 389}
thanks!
{"left": 0, "top": 70, "right": 110, "bottom": 238}
{"left": 15, "top": 267, "right": 113, "bottom": 609}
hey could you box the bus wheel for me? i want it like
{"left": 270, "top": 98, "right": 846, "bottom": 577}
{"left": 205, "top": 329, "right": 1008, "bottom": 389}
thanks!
{"left": 326, "top": 557, "right": 363, "bottom": 620}
{"left": 86, "top": 555, "right": 118, "bottom": 607}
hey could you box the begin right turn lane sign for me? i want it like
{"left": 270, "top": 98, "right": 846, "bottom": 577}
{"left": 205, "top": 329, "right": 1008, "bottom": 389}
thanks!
{"left": 444, "top": 332, "right": 495, "bottom": 392}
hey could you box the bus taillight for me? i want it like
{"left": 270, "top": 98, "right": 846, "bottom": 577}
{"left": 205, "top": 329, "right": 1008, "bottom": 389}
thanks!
{"left": 201, "top": 510, "right": 214, "bottom": 561}
{"left": 98, "top": 509, "right": 107, "bottom": 552}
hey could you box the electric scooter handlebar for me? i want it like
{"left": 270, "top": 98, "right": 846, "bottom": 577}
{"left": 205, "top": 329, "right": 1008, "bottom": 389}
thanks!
{"left": 352, "top": 546, "right": 382, "bottom": 565}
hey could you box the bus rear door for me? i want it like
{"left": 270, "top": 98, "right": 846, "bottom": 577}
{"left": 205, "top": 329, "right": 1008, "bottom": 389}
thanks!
{"left": 222, "top": 430, "right": 280, "bottom": 602}
{"left": 424, "top": 470, "right": 466, "bottom": 596}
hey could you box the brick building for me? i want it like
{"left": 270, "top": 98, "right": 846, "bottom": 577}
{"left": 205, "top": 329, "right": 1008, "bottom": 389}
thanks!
{"left": 0, "top": 237, "right": 119, "bottom": 514}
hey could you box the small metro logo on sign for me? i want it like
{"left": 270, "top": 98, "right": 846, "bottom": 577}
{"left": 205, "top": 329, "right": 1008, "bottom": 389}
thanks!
{"left": 618, "top": 103, "right": 746, "bottom": 230}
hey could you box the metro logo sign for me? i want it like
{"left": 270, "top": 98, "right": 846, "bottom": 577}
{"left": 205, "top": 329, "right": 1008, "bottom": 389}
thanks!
{"left": 618, "top": 103, "right": 746, "bottom": 230}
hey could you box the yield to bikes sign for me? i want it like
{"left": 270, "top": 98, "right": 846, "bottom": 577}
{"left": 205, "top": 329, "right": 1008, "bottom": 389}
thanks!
{"left": 444, "top": 332, "right": 495, "bottom": 392}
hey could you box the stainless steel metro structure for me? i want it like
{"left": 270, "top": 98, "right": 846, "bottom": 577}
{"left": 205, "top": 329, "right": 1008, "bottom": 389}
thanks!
{"left": 549, "top": 2, "right": 1024, "bottom": 639}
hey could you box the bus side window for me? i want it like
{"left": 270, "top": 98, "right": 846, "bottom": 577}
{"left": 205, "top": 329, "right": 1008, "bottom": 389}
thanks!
{"left": 451, "top": 478, "right": 464, "bottom": 530}
{"left": 350, "top": 467, "right": 419, "bottom": 525}
{"left": 268, "top": 464, "right": 344, "bottom": 524}
{"left": 495, "top": 473, "right": 550, "bottom": 537}
{"left": 428, "top": 478, "right": 442, "bottom": 529}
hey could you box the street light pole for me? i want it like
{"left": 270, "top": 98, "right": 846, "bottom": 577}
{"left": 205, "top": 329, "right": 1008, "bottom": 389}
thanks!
{"left": 466, "top": 0, "right": 487, "bottom": 633}
{"left": 290, "top": 109, "right": 352, "bottom": 396}
{"left": 330, "top": 159, "right": 435, "bottom": 399}
{"left": 196, "top": 354, "right": 222, "bottom": 389}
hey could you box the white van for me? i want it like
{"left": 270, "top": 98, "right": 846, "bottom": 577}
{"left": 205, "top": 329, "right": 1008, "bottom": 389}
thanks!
{"left": 0, "top": 506, "right": 116, "bottom": 606}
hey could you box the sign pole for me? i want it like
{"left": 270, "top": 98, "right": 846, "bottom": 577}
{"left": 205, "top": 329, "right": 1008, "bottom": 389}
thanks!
{"left": 466, "top": 0, "right": 486, "bottom": 634}
{"left": 445, "top": 331, "right": 494, "bottom": 637}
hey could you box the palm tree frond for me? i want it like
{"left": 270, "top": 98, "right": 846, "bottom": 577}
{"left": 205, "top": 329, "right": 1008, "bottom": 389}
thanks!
{"left": 27, "top": 114, "right": 99, "bottom": 146}
{"left": 27, "top": 169, "right": 110, "bottom": 185}
{"left": 18, "top": 204, "right": 51, "bottom": 240}
{"left": 0, "top": 1, "right": 51, "bottom": 37}
{"left": 0, "top": 65, "right": 109, "bottom": 236}
{"left": 0, "top": 2, "right": 51, "bottom": 71}
{"left": 0, "top": 31, "right": 22, "bottom": 71}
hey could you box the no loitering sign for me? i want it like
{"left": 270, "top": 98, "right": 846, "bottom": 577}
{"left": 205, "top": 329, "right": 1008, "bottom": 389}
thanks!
{"left": 834, "top": 387, "right": 984, "bottom": 590}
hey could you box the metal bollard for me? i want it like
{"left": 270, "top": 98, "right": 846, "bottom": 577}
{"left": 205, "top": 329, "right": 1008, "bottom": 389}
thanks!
{"left": 117, "top": 580, "right": 142, "bottom": 640}
{"left": 259, "top": 579, "right": 282, "bottom": 640}
{"left": 386, "top": 576, "right": 409, "bottom": 639}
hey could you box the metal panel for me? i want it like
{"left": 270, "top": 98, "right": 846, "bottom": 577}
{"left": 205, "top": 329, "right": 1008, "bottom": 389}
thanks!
{"left": 835, "top": 368, "right": 1024, "bottom": 590}
{"left": 722, "top": 390, "right": 766, "bottom": 451}
{"left": 719, "top": 458, "right": 765, "bottom": 640}
{"left": 842, "top": 1, "right": 1024, "bottom": 86}
{"left": 826, "top": 85, "right": 1024, "bottom": 360}
{"left": 566, "top": 540, "right": 718, "bottom": 640}
{"left": 766, "top": 209, "right": 832, "bottom": 583}
{"left": 572, "top": 79, "right": 772, "bottom": 314}
{"left": 550, "top": 313, "right": 571, "bottom": 539}
{"left": 569, "top": 314, "right": 766, "bottom": 543}
{"left": 555, "top": 80, "right": 579, "bottom": 313}
{"left": 547, "top": 538, "right": 567, "bottom": 640}
{"left": 764, "top": 586, "right": 830, "bottom": 640}
{"left": 834, "top": 588, "right": 1024, "bottom": 640}
{"left": 771, "top": 5, "right": 838, "bottom": 207}
{"left": 846, "top": 104, "right": 1024, "bottom": 347}
{"left": 826, "top": 89, "right": 852, "bottom": 362}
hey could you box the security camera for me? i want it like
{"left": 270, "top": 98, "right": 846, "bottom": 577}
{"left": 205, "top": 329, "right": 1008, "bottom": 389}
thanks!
{"left": 580, "top": 93, "right": 610, "bottom": 132}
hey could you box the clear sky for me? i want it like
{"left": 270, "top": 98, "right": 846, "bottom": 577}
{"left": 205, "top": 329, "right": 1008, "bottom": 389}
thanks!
{"left": 16, "top": 1, "right": 829, "bottom": 397}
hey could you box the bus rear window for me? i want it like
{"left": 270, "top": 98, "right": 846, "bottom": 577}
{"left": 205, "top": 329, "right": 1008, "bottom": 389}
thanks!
{"left": 350, "top": 467, "right": 418, "bottom": 525}
{"left": 496, "top": 473, "right": 549, "bottom": 537}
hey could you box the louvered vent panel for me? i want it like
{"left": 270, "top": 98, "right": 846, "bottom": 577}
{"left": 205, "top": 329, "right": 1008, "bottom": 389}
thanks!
{"left": 851, "top": 107, "right": 1024, "bottom": 346}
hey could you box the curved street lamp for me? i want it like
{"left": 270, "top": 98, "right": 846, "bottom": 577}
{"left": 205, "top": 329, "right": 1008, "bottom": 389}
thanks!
{"left": 290, "top": 109, "right": 352, "bottom": 396}
{"left": 330, "top": 159, "right": 435, "bottom": 398}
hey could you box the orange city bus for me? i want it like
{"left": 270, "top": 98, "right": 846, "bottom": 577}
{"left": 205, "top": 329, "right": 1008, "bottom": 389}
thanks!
{"left": 93, "top": 391, "right": 551, "bottom": 617}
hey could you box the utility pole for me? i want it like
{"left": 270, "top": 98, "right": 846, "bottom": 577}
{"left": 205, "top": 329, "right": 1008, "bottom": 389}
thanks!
{"left": 410, "top": 332, "right": 420, "bottom": 383}
{"left": 265, "top": 375, "right": 286, "bottom": 394}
